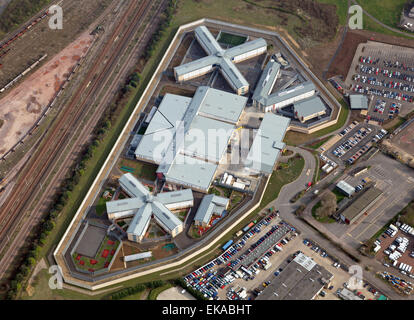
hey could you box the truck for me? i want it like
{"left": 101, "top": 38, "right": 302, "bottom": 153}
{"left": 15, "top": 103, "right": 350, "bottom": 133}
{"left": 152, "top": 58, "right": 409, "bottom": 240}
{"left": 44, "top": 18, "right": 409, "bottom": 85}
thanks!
{"left": 243, "top": 222, "right": 255, "bottom": 233}
{"left": 222, "top": 240, "right": 233, "bottom": 251}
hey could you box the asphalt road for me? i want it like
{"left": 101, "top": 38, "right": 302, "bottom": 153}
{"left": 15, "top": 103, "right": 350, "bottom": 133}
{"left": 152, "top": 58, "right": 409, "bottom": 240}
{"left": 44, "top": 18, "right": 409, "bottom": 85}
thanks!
{"left": 260, "top": 146, "right": 406, "bottom": 300}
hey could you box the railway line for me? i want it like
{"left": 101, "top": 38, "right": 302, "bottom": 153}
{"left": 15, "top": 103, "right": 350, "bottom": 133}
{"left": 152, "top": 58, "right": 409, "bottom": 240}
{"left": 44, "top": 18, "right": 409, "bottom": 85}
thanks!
{"left": 0, "top": 0, "right": 156, "bottom": 274}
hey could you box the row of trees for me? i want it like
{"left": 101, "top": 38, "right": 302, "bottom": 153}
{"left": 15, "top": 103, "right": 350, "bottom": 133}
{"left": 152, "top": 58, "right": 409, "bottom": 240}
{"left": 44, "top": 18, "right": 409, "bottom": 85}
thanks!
{"left": 6, "top": 0, "right": 176, "bottom": 298}
{"left": 142, "top": 0, "right": 176, "bottom": 62}
{"left": 0, "top": 0, "right": 52, "bottom": 33}
{"left": 109, "top": 280, "right": 165, "bottom": 300}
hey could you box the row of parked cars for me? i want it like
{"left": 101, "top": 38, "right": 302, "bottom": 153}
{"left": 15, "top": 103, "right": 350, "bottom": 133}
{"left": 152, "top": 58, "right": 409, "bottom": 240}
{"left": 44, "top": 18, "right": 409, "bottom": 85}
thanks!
{"left": 384, "top": 60, "right": 414, "bottom": 72}
{"left": 354, "top": 71, "right": 414, "bottom": 94}
{"left": 184, "top": 212, "right": 281, "bottom": 299}
{"left": 332, "top": 127, "right": 371, "bottom": 159}
{"left": 231, "top": 221, "right": 292, "bottom": 270}
{"left": 359, "top": 56, "right": 379, "bottom": 65}
{"left": 351, "top": 83, "right": 414, "bottom": 102}
{"left": 360, "top": 59, "right": 414, "bottom": 81}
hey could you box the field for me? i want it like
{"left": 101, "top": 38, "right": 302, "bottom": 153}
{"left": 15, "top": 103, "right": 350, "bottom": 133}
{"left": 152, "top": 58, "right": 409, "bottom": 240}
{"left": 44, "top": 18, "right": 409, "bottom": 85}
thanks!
{"left": 261, "top": 155, "right": 305, "bottom": 208}
{"left": 358, "top": 0, "right": 407, "bottom": 29}
{"left": 0, "top": 0, "right": 51, "bottom": 36}
{"left": 217, "top": 32, "right": 247, "bottom": 46}
{"left": 118, "top": 159, "right": 157, "bottom": 181}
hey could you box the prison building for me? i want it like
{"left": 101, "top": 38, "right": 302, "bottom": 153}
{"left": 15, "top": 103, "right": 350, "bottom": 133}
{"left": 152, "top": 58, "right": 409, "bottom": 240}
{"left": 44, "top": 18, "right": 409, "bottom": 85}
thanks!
{"left": 252, "top": 59, "right": 281, "bottom": 108}
{"left": 253, "top": 79, "right": 316, "bottom": 113}
{"left": 245, "top": 112, "right": 291, "bottom": 175}
{"left": 135, "top": 86, "right": 247, "bottom": 193}
{"left": 106, "top": 173, "right": 192, "bottom": 243}
{"left": 174, "top": 26, "right": 267, "bottom": 95}
{"left": 194, "top": 194, "right": 230, "bottom": 227}
{"left": 157, "top": 154, "right": 219, "bottom": 193}
{"left": 293, "top": 96, "right": 327, "bottom": 123}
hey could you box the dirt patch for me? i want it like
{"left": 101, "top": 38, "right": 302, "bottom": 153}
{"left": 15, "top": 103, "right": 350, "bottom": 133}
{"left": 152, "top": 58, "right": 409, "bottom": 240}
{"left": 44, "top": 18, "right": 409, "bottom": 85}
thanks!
{"left": 159, "top": 85, "right": 195, "bottom": 97}
{"left": 0, "top": 32, "right": 93, "bottom": 157}
{"left": 324, "top": 29, "right": 414, "bottom": 79}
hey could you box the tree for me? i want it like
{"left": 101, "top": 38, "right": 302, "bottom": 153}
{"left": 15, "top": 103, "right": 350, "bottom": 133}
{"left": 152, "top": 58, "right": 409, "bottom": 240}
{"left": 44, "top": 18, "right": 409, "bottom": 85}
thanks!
{"left": 316, "top": 191, "right": 337, "bottom": 218}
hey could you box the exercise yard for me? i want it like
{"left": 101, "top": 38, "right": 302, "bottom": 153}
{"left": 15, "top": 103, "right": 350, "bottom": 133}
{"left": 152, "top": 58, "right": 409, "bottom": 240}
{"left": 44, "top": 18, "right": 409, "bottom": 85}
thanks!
{"left": 72, "top": 236, "right": 119, "bottom": 272}
{"left": 217, "top": 31, "right": 247, "bottom": 46}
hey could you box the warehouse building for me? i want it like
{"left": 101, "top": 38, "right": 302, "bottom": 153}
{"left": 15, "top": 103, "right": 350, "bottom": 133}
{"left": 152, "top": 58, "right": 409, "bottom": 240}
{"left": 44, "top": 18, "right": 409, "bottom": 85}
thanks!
{"left": 293, "top": 96, "right": 327, "bottom": 123}
{"left": 245, "top": 112, "right": 290, "bottom": 175}
{"left": 135, "top": 86, "right": 247, "bottom": 193}
{"left": 174, "top": 26, "right": 267, "bottom": 95}
{"left": 106, "top": 173, "right": 193, "bottom": 243}
{"left": 257, "top": 253, "right": 333, "bottom": 300}
{"left": 336, "top": 180, "right": 356, "bottom": 198}
{"left": 350, "top": 94, "right": 368, "bottom": 110}
{"left": 194, "top": 194, "right": 230, "bottom": 227}
{"left": 338, "top": 187, "right": 383, "bottom": 224}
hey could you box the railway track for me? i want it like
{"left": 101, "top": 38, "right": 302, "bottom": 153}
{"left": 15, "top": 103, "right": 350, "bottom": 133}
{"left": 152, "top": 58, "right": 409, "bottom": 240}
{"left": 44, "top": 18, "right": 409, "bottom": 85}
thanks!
{"left": 0, "top": 0, "right": 153, "bottom": 259}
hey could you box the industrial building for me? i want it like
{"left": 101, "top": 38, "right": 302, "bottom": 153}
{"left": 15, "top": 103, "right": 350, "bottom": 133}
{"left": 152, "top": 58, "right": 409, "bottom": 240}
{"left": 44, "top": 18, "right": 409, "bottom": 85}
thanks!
{"left": 293, "top": 96, "right": 327, "bottom": 123}
{"left": 174, "top": 26, "right": 267, "bottom": 95}
{"left": 106, "top": 173, "right": 193, "bottom": 243}
{"left": 338, "top": 187, "right": 383, "bottom": 224}
{"left": 336, "top": 180, "right": 356, "bottom": 198}
{"left": 350, "top": 94, "right": 369, "bottom": 110}
{"left": 245, "top": 112, "right": 290, "bottom": 175}
{"left": 135, "top": 86, "right": 247, "bottom": 193}
{"left": 257, "top": 253, "right": 333, "bottom": 300}
{"left": 194, "top": 194, "right": 230, "bottom": 227}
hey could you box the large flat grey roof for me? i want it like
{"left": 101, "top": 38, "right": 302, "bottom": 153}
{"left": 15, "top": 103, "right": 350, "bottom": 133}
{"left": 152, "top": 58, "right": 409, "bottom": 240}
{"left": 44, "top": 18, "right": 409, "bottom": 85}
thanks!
{"left": 293, "top": 96, "right": 326, "bottom": 119}
{"left": 160, "top": 153, "right": 218, "bottom": 192}
{"left": 197, "top": 87, "right": 247, "bottom": 124}
{"left": 184, "top": 115, "right": 235, "bottom": 163}
{"left": 194, "top": 194, "right": 229, "bottom": 225}
{"left": 258, "top": 253, "right": 333, "bottom": 300}
{"left": 245, "top": 113, "right": 290, "bottom": 174}
{"left": 341, "top": 187, "right": 383, "bottom": 222}
{"left": 135, "top": 94, "right": 191, "bottom": 163}
{"left": 350, "top": 94, "right": 368, "bottom": 110}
